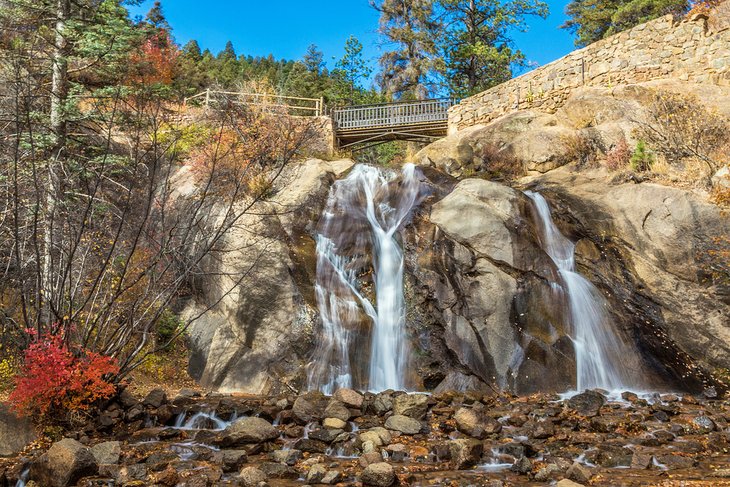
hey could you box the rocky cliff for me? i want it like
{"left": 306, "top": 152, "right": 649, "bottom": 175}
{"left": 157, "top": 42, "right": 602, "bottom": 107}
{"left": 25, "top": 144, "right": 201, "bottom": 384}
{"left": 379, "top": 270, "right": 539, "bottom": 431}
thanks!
{"left": 178, "top": 68, "right": 729, "bottom": 397}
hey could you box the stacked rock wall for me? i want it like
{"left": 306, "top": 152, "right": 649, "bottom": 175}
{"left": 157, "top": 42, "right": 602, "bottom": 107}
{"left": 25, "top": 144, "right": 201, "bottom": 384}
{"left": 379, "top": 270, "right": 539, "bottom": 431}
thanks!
{"left": 449, "top": 5, "right": 730, "bottom": 131}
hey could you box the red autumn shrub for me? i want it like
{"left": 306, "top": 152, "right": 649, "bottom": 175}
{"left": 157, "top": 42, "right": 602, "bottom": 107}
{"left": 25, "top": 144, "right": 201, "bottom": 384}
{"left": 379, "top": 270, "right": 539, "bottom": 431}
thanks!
{"left": 9, "top": 332, "right": 119, "bottom": 420}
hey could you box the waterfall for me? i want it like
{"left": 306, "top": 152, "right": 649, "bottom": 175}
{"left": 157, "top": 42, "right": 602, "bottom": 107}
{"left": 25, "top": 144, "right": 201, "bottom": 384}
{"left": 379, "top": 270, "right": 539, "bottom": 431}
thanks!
{"left": 308, "top": 164, "right": 421, "bottom": 393}
{"left": 525, "top": 191, "right": 639, "bottom": 392}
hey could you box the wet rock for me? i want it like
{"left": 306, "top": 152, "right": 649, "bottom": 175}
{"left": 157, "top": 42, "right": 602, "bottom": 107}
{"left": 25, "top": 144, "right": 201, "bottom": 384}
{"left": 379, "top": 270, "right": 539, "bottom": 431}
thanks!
{"left": 567, "top": 391, "right": 606, "bottom": 416}
{"left": 146, "top": 452, "right": 178, "bottom": 472}
{"left": 239, "top": 466, "right": 267, "bottom": 487}
{"left": 528, "top": 419, "right": 555, "bottom": 439}
{"left": 306, "top": 463, "right": 327, "bottom": 483}
{"left": 221, "top": 450, "right": 248, "bottom": 472}
{"left": 259, "top": 461, "right": 298, "bottom": 479}
{"left": 293, "top": 391, "right": 329, "bottom": 424}
{"left": 631, "top": 451, "right": 653, "bottom": 469}
{"left": 360, "top": 452, "right": 384, "bottom": 467}
{"left": 90, "top": 441, "right": 120, "bottom": 465}
{"left": 361, "top": 462, "right": 396, "bottom": 486}
{"left": 534, "top": 463, "right": 561, "bottom": 481}
{"left": 0, "top": 404, "right": 36, "bottom": 457}
{"left": 655, "top": 454, "right": 698, "bottom": 469}
{"left": 116, "top": 464, "right": 149, "bottom": 484}
{"left": 321, "top": 469, "right": 341, "bottom": 484}
{"left": 217, "top": 417, "right": 279, "bottom": 446}
{"left": 270, "top": 449, "right": 301, "bottom": 466}
{"left": 324, "top": 400, "right": 351, "bottom": 422}
{"left": 360, "top": 427, "right": 392, "bottom": 447}
{"left": 371, "top": 392, "right": 394, "bottom": 415}
{"left": 703, "top": 386, "right": 718, "bottom": 399}
{"left": 293, "top": 438, "right": 328, "bottom": 453}
{"left": 691, "top": 415, "right": 716, "bottom": 432}
{"left": 334, "top": 388, "right": 364, "bottom": 408}
{"left": 384, "top": 415, "right": 422, "bottom": 435}
{"left": 310, "top": 427, "right": 343, "bottom": 443}
{"left": 454, "top": 407, "right": 488, "bottom": 439}
{"left": 393, "top": 394, "right": 429, "bottom": 419}
{"left": 143, "top": 388, "right": 167, "bottom": 408}
{"left": 566, "top": 462, "right": 592, "bottom": 483}
{"left": 385, "top": 444, "right": 408, "bottom": 462}
{"left": 595, "top": 445, "right": 633, "bottom": 467}
{"left": 510, "top": 456, "right": 532, "bottom": 475}
{"left": 448, "top": 439, "right": 483, "bottom": 469}
{"left": 30, "top": 438, "right": 98, "bottom": 487}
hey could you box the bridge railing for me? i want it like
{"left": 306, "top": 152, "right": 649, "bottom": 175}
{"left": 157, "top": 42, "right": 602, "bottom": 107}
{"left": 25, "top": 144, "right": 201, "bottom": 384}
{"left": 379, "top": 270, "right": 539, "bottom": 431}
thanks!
{"left": 332, "top": 99, "right": 454, "bottom": 131}
{"left": 184, "top": 89, "right": 324, "bottom": 116}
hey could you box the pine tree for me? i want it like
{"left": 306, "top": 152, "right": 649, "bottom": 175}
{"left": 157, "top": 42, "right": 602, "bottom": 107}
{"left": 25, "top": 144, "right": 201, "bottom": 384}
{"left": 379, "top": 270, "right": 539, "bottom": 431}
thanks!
{"left": 439, "top": 0, "right": 548, "bottom": 98}
{"left": 145, "top": 0, "right": 170, "bottom": 31}
{"left": 372, "top": 0, "right": 440, "bottom": 100}
{"left": 562, "top": 0, "right": 688, "bottom": 47}
{"left": 335, "top": 35, "right": 373, "bottom": 102}
{"left": 303, "top": 44, "right": 325, "bottom": 74}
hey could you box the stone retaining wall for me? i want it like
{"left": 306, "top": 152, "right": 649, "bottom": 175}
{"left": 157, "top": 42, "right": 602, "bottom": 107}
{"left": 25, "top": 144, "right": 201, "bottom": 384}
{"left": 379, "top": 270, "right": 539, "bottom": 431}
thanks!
{"left": 449, "top": 5, "right": 730, "bottom": 132}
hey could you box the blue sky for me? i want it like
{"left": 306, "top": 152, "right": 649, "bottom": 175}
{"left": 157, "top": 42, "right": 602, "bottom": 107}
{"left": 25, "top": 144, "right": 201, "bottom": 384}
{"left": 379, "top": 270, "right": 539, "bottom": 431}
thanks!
{"left": 128, "top": 0, "right": 575, "bottom": 85}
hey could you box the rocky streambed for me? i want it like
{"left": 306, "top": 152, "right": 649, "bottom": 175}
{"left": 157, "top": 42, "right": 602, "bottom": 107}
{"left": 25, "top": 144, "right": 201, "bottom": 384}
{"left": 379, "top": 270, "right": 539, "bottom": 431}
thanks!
{"left": 3, "top": 387, "right": 730, "bottom": 486}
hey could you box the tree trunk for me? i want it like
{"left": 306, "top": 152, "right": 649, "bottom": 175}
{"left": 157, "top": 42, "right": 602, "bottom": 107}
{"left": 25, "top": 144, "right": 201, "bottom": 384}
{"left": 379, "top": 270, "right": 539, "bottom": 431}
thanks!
{"left": 41, "top": 0, "right": 70, "bottom": 327}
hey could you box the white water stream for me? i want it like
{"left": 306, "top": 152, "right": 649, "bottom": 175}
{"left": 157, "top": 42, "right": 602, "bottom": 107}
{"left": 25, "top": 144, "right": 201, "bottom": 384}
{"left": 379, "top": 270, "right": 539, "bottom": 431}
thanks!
{"left": 308, "top": 164, "right": 420, "bottom": 393}
{"left": 526, "top": 191, "right": 639, "bottom": 391}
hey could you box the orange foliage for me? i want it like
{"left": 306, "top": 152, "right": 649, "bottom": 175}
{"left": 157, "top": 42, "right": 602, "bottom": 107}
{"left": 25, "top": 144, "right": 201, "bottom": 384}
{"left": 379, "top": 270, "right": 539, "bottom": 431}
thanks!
{"left": 129, "top": 31, "right": 179, "bottom": 86}
{"left": 9, "top": 332, "right": 119, "bottom": 420}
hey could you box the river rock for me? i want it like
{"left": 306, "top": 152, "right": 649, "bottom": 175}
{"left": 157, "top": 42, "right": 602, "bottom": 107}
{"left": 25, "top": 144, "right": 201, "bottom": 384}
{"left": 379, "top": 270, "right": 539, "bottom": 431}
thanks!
{"left": 293, "top": 391, "right": 329, "bottom": 423}
{"left": 361, "top": 462, "right": 396, "bottom": 486}
{"left": 334, "top": 388, "right": 364, "bottom": 408}
{"left": 90, "top": 441, "right": 120, "bottom": 465}
{"left": 306, "top": 463, "right": 327, "bottom": 483}
{"left": 454, "top": 407, "right": 488, "bottom": 439}
{"left": 0, "top": 404, "right": 36, "bottom": 457}
{"left": 448, "top": 439, "right": 483, "bottom": 469}
{"left": 239, "top": 466, "right": 267, "bottom": 487}
{"left": 270, "top": 449, "right": 301, "bottom": 466}
{"left": 142, "top": 388, "right": 167, "bottom": 408}
{"left": 557, "top": 480, "right": 586, "bottom": 487}
{"left": 30, "top": 438, "right": 98, "bottom": 487}
{"left": 384, "top": 414, "right": 422, "bottom": 435}
{"left": 393, "top": 394, "right": 429, "bottom": 419}
{"left": 218, "top": 449, "right": 247, "bottom": 472}
{"left": 324, "top": 400, "right": 351, "bottom": 422}
{"left": 566, "top": 462, "right": 592, "bottom": 483}
{"left": 568, "top": 391, "right": 606, "bottom": 416}
{"left": 323, "top": 417, "right": 347, "bottom": 429}
{"left": 217, "top": 417, "right": 279, "bottom": 446}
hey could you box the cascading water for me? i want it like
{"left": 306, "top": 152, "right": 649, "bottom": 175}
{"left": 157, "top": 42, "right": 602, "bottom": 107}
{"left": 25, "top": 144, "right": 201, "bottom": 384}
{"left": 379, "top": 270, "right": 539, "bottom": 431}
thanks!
{"left": 308, "top": 164, "right": 421, "bottom": 393}
{"left": 525, "top": 191, "right": 640, "bottom": 392}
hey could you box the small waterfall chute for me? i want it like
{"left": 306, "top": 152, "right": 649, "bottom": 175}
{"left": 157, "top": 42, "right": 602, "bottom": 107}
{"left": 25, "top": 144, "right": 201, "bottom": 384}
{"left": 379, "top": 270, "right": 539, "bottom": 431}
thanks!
{"left": 308, "top": 163, "right": 421, "bottom": 393}
{"left": 525, "top": 191, "right": 642, "bottom": 392}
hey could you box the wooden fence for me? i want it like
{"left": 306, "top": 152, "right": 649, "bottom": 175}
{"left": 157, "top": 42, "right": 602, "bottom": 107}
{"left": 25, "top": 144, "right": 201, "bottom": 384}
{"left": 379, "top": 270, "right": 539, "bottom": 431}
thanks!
{"left": 184, "top": 89, "right": 324, "bottom": 117}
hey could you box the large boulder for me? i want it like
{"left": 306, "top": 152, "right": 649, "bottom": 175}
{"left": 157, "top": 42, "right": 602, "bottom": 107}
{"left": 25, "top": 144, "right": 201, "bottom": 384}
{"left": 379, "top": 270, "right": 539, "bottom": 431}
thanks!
{"left": 183, "top": 159, "right": 353, "bottom": 393}
{"left": 0, "top": 404, "right": 36, "bottom": 457}
{"left": 530, "top": 166, "right": 730, "bottom": 387}
{"left": 217, "top": 417, "right": 279, "bottom": 446}
{"left": 406, "top": 176, "right": 575, "bottom": 393}
{"left": 30, "top": 438, "right": 98, "bottom": 487}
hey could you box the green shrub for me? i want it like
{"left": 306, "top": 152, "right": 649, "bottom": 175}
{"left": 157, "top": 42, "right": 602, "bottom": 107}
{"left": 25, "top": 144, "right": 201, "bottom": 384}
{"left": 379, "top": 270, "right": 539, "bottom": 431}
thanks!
{"left": 630, "top": 140, "right": 654, "bottom": 172}
{"left": 156, "top": 309, "right": 183, "bottom": 347}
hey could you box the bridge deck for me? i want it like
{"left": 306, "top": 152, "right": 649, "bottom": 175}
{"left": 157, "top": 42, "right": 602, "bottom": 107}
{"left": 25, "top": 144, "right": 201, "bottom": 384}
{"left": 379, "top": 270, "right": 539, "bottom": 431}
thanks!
{"left": 333, "top": 99, "right": 454, "bottom": 149}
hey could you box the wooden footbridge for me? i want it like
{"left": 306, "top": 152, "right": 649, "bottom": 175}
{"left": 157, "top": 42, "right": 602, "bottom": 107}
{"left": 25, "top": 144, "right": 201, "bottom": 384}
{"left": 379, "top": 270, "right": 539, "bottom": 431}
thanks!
{"left": 331, "top": 99, "right": 454, "bottom": 150}
{"left": 184, "top": 89, "right": 454, "bottom": 151}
